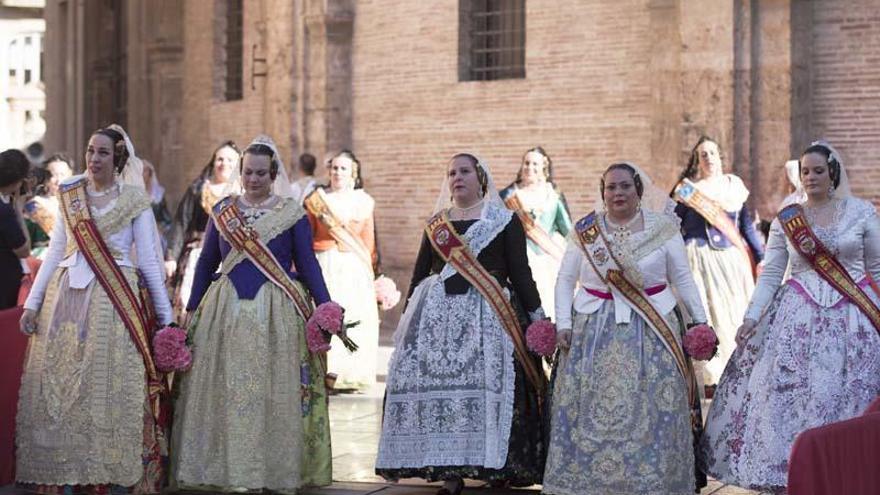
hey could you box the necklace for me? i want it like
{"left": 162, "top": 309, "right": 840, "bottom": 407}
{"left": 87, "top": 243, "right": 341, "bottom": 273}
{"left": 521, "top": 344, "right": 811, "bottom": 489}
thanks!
{"left": 240, "top": 194, "right": 274, "bottom": 209}
{"left": 452, "top": 198, "right": 483, "bottom": 212}
{"left": 450, "top": 198, "right": 484, "bottom": 220}
{"left": 606, "top": 211, "right": 640, "bottom": 232}
{"left": 87, "top": 181, "right": 119, "bottom": 197}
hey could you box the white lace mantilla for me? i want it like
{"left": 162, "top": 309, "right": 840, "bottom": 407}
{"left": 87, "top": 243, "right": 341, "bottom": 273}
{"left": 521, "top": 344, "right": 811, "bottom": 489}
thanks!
{"left": 377, "top": 275, "right": 516, "bottom": 470}
{"left": 439, "top": 202, "right": 512, "bottom": 282}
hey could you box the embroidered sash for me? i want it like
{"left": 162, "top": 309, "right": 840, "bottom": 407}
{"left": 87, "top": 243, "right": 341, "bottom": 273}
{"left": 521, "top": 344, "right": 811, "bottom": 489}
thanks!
{"left": 212, "top": 196, "right": 314, "bottom": 320}
{"left": 778, "top": 204, "right": 880, "bottom": 334}
{"left": 425, "top": 211, "right": 545, "bottom": 396}
{"left": 58, "top": 179, "right": 167, "bottom": 424}
{"left": 304, "top": 189, "right": 374, "bottom": 271}
{"left": 573, "top": 211, "right": 699, "bottom": 411}
{"left": 503, "top": 192, "right": 564, "bottom": 261}
{"left": 674, "top": 178, "right": 756, "bottom": 277}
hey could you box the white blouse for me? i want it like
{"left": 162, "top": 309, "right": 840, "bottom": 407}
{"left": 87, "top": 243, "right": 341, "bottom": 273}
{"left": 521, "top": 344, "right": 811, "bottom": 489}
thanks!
{"left": 24, "top": 199, "right": 173, "bottom": 325}
{"left": 555, "top": 210, "right": 707, "bottom": 330}
{"left": 745, "top": 197, "right": 880, "bottom": 321}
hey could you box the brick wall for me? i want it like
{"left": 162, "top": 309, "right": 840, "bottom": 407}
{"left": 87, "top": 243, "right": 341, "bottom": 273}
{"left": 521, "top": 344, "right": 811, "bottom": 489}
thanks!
{"left": 810, "top": 2, "right": 880, "bottom": 204}
{"left": 353, "top": 0, "right": 662, "bottom": 283}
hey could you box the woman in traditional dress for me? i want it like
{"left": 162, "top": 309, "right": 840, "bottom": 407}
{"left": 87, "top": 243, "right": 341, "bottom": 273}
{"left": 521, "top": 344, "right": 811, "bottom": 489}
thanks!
{"left": 376, "top": 153, "right": 547, "bottom": 495}
{"left": 171, "top": 135, "right": 334, "bottom": 493}
{"left": 672, "top": 136, "right": 764, "bottom": 394}
{"left": 17, "top": 125, "right": 173, "bottom": 493}
{"left": 22, "top": 154, "right": 73, "bottom": 258}
{"left": 304, "top": 150, "right": 380, "bottom": 390}
{"left": 544, "top": 162, "right": 708, "bottom": 495}
{"left": 500, "top": 147, "right": 572, "bottom": 320}
{"left": 700, "top": 141, "right": 880, "bottom": 493}
{"left": 165, "top": 141, "right": 240, "bottom": 318}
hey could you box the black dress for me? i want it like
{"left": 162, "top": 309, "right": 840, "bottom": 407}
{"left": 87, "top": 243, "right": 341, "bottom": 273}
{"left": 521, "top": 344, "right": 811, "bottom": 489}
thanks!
{"left": 376, "top": 215, "right": 548, "bottom": 485}
{"left": 0, "top": 199, "right": 25, "bottom": 309}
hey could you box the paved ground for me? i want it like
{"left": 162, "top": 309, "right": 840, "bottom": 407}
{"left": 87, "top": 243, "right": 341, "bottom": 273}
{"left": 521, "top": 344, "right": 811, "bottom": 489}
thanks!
{"left": 1, "top": 345, "right": 759, "bottom": 495}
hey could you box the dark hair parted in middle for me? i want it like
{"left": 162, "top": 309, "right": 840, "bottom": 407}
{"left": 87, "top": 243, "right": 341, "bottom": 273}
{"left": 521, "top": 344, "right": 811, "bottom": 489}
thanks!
{"left": 800, "top": 143, "right": 842, "bottom": 189}
{"left": 242, "top": 143, "right": 280, "bottom": 181}
{"left": 516, "top": 146, "right": 554, "bottom": 184}
{"left": 678, "top": 135, "right": 720, "bottom": 183}
{"left": 450, "top": 152, "right": 488, "bottom": 196}
{"left": 600, "top": 162, "right": 644, "bottom": 198}
{"left": 328, "top": 150, "right": 365, "bottom": 189}
{"left": 91, "top": 128, "right": 130, "bottom": 173}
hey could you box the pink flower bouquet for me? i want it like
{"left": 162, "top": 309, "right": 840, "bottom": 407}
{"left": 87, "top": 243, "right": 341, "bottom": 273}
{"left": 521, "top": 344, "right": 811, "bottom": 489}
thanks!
{"left": 526, "top": 320, "right": 557, "bottom": 357}
{"left": 153, "top": 324, "right": 192, "bottom": 372}
{"left": 374, "top": 275, "right": 401, "bottom": 311}
{"left": 307, "top": 301, "right": 360, "bottom": 353}
{"left": 683, "top": 324, "right": 718, "bottom": 361}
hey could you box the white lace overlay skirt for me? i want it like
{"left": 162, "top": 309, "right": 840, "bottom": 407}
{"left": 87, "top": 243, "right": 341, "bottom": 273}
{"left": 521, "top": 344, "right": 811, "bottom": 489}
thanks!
{"left": 316, "top": 247, "right": 380, "bottom": 389}
{"left": 700, "top": 280, "right": 880, "bottom": 490}
{"left": 171, "top": 278, "right": 304, "bottom": 493}
{"left": 685, "top": 242, "right": 754, "bottom": 385}
{"left": 376, "top": 275, "right": 517, "bottom": 470}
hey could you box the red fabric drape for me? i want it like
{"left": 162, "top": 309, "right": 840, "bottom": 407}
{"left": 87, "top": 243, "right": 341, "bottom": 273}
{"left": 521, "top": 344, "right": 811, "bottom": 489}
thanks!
{"left": 788, "top": 397, "right": 880, "bottom": 495}
{"left": 0, "top": 306, "right": 28, "bottom": 485}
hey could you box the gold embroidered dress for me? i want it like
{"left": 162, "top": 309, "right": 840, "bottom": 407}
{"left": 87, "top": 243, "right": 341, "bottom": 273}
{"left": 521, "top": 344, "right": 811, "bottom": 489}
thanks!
{"left": 171, "top": 196, "right": 333, "bottom": 493}
{"left": 17, "top": 180, "right": 173, "bottom": 491}
{"left": 545, "top": 210, "right": 707, "bottom": 495}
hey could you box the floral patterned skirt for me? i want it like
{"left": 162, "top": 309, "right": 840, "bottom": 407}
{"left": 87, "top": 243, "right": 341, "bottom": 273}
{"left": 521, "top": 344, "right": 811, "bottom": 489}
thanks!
{"left": 699, "top": 280, "right": 880, "bottom": 492}
{"left": 543, "top": 302, "right": 694, "bottom": 495}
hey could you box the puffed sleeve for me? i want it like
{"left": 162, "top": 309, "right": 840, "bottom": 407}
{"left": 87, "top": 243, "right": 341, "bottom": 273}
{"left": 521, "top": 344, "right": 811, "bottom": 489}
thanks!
{"left": 23, "top": 210, "right": 66, "bottom": 312}
{"left": 291, "top": 216, "right": 331, "bottom": 305}
{"left": 554, "top": 192, "right": 574, "bottom": 238}
{"left": 739, "top": 207, "right": 765, "bottom": 262}
{"left": 554, "top": 242, "right": 581, "bottom": 330}
{"left": 504, "top": 216, "right": 542, "bottom": 316}
{"left": 862, "top": 209, "right": 880, "bottom": 285}
{"left": 744, "top": 219, "right": 790, "bottom": 321}
{"left": 133, "top": 209, "right": 173, "bottom": 324}
{"left": 665, "top": 233, "right": 707, "bottom": 323}
{"left": 185, "top": 219, "right": 223, "bottom": 311}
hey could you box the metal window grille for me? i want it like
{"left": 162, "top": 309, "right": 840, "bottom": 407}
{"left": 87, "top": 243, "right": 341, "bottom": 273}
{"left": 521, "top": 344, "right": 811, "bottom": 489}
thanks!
{"left": 460, "top": 0, "right": 525, "bottom": 81}
{"left": 225, "top": 0, "right": 244, "bottom": 101}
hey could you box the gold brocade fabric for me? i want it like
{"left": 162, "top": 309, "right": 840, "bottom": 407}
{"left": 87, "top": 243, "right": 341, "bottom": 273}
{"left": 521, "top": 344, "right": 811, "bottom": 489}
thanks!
{"left": 543, "top": 308, "right": 694, "bottom": 495}
{"left": 171, "top": 278, "right": 307, "bottom": 493}
{"left": 63, "top": 184, "right": 151, "bottom": 259}
{"left": 16, "top": 267, "right": 149, "bottom": 487}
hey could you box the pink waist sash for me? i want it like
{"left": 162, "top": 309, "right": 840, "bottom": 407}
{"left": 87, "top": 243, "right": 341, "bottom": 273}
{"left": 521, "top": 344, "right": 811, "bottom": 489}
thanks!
{"left": 584, "top": 284, "right": 667, "bottom": 300}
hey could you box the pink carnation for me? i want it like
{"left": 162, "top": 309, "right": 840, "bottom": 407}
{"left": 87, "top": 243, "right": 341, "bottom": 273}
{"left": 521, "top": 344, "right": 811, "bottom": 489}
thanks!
{"left": 306, "top": 320, "right": 331, "bottom": 353}
{"left": 153, "top": 325, "right": 192, "bottom": 372}
{"left": 526, "top": 320, "right": 557, "bottom": 357}
{"left": 311, "top": 301, "right": 344, "bottom": 334}
{"left": 374, "top": 275, "right": 402, "bottom": 311}
{"left": 683, "top": 324, "right": 718, "bottom": 361}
